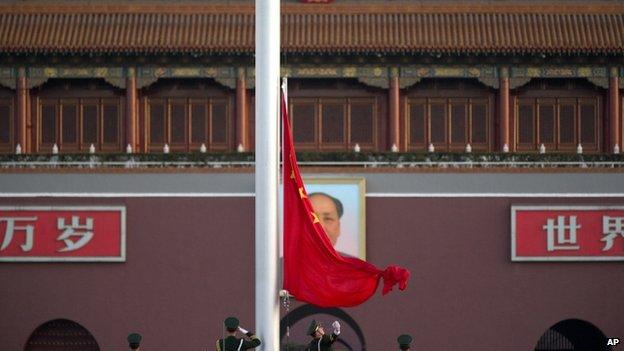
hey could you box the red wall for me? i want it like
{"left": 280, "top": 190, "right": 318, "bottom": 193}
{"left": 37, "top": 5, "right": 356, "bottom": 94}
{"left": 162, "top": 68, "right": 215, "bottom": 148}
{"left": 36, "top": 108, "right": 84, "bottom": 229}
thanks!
{"left": 0, "top": 196, "right": 622, "bottom": 350}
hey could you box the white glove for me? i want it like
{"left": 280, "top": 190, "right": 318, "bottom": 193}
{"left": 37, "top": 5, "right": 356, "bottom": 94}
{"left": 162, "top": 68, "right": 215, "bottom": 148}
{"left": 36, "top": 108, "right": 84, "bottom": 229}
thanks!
{"left": 238, "top": 326, "right": 249, "bottom": 334}
{"left": 331, "top": 321, "right": 341, "bottom": 335}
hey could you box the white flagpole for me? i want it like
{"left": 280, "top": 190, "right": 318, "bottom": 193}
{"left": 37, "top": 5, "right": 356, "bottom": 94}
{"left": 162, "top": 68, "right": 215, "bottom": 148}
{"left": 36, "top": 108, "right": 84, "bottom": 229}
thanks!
{"left": 278, "top": 77, "right": 287, "bottom": 263}
{"left": 255, "top": 0, "right": 280, "bottom": 350}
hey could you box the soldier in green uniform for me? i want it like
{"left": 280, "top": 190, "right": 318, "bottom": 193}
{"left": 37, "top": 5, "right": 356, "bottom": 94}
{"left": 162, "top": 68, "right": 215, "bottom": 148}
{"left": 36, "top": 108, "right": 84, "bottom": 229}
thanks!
{"left": 127, "top": 333, "right": 142, "bottom": 350}
{"left": 397, "top": 334, "right": 412, "bottom": 350}
{"left": 305, "top": 319, "right": 340, "bottom": 351}
{"left": 215, "top": 317, "right": 261, "bottom": 351}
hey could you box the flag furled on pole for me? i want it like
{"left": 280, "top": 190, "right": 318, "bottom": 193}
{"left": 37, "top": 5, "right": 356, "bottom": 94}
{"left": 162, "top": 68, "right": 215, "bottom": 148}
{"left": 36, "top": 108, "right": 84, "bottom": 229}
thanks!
{"left": 282, "top": 90, "right": 410, "bottom": 308}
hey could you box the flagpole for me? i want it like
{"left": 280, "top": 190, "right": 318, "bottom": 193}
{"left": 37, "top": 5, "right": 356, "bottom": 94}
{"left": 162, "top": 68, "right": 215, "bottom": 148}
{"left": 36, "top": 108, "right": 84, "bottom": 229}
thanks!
{"left": 255, "top": 0, "right": 280, "bottom": 350}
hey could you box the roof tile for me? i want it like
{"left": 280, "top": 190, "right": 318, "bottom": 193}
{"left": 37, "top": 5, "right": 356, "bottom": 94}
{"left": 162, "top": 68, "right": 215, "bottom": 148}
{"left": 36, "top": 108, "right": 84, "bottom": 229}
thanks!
{"left": 0, "top": 9, "right": 623, "bottom": 55}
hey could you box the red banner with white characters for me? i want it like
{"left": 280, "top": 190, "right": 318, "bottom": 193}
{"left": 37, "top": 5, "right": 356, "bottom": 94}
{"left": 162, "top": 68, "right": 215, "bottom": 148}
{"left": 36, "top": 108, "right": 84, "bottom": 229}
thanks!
{"left": 512, "top": 206, "right": 624, "bottom": 261}
{"left": 0, "top": 207, "right": 125, "bottom": 262}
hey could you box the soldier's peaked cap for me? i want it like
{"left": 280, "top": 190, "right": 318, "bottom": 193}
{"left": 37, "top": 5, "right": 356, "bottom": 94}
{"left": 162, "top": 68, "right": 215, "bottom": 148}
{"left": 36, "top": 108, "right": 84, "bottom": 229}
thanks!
{"left": 397, "top": 334, "right": 412, "bottom": 346}
{"left": 127, "top": 333, "right": 142, "bottom": 344}
{"left": 307, "top": 320, "right": 321, "bottom": 336}
{"left": 224, "top": 317, "right": 239, "bottom": 329}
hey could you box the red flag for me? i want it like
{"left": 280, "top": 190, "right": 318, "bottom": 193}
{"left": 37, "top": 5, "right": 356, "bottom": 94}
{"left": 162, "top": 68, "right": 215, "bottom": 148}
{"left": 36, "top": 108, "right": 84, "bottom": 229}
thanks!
{"left": 282, "top": 93, "right": 410, "bottom": 307}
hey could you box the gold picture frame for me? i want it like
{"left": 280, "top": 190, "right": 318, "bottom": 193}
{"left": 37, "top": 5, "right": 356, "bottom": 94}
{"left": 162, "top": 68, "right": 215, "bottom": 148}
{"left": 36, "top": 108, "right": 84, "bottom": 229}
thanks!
{"left": 303, "top": 177, "right": 366, "bottom": 260}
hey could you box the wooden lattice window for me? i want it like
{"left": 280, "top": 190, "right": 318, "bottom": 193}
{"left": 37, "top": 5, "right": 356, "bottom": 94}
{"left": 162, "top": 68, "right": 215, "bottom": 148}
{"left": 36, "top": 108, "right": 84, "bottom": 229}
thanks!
{"left": 289, "top": 97, "right": 377, "bottom": 151}
{"left": 37, "top": 98, "right": 122, "bottom": 153}
{"left": 0, "top": 98, "right": 13, "bottom": 153}
{"left": 515, "top": 97, "right": 601, "bottom": 152}
{"left": 406, "top": 98, "right": 491, "bottom": 152}
{"left": 146, "top": 98, "right": 230, "bottom": 152}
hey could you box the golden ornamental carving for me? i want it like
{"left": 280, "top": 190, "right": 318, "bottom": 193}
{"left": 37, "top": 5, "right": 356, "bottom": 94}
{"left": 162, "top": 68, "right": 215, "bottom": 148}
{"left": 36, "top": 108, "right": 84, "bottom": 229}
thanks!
{"left": 43, "top": 68, "right": 58, "bottom": 78}
{"left": 545, "top": 68, "right": 574, "bottom": 77}
{"left": 62, "top": 68, "right": 90, "bottom": 76}
{"left": 499, "top": 67, "right": 510, "bottom": 78}
{"left": 433, "top": 68, "right": 464, "bottom": 77}
{"left": 416, "top": 68, "right": 429, "bottom": 77}
{"left": 94, "top": 68, "right": 108, "bottom": 77}
{"left": 205, "top": 68, "right": 218, "bottom": 77}
{"left": 0, "top": 68, "right": 14, "bottom": 78}
{"left": 343, "top": 67, "right": 357, "bottom": 77}
{"left": 297, "top": 68, "right": 338, "bottom": 76}
{"left": 467, "top": 68, "right": 481, "bottom": 77}
{"left": 610, "top": 67, "right": 619, "bottom": 78}
{"left": 171, "top": 68, "right": 201, "bottom": 76}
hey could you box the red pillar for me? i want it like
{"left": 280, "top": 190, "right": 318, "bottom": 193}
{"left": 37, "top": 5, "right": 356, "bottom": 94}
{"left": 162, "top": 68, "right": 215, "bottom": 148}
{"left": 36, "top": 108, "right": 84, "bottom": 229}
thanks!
{"left": 609, "top": 69, "right": 620, "bottom": 153}
{"left": 236, "top": 68, "right": 248, "bottom": 151}
{"left": 499, "top": 69, "right": 510, "bottom": 152}
{"left": 126, "top": 68, "right": 138, "bottom": 153}
{"left": 389, "top": 74, "right": 400, "bottom": 151}
{"left": 16, "top": 67, "right": 28, "bottom": 153}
